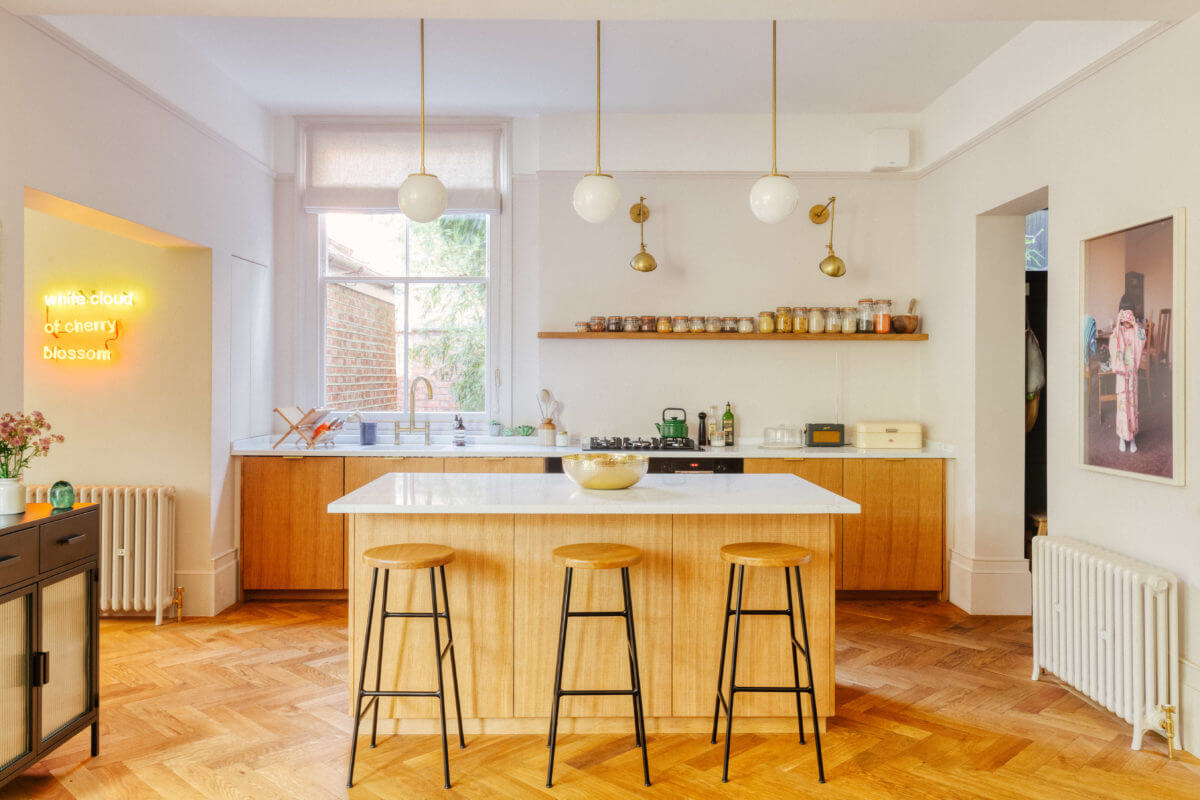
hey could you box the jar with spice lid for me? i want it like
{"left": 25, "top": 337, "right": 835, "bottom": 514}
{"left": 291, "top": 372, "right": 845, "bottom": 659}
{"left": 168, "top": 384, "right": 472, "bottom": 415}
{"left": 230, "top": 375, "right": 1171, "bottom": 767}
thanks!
{"left": 721, "top": 316, "right": 738, "bottom": 333}
{"left": 775, "top": 307, "right": 793, "bottom": 333}
{"left": 757, "top": 311, "right": 775, "bottom": 334}
{"left": 589, "top": 316, "right": 606, "bottom": 332}
{"left": 807, "top": 306, "right": 825, "bottom": 334}
{"left": 824, "top": 307, "right": 842, "bottom": 333}
{"left": 705, "top": 316, "right": 722, "bottom": 333}
{"left": 856, "top": 299, "right": 874, "bottom": 333}
{"left": 841, "top": 307, "right": 858, "bottom": 334}
{"left": 623, "top": 315, "right": 640, "bottom": 332}
{"left": 874, "top": 299, "right": 892, "bottom": 333}
{"left": 639, "top": 315, "right": 656, "bottom": 332}
{"left": 737, "top": 317, "right": 755, "bottom": 334}
{"left": 689, "top": 316, "right": 706, "bottom": 333}
{"left": 792, "top": 307, "right": 809, "bottom": 333}
{"left": 656, "top": 316, "right": 672, "bottom": 333}
{"left": 672, "top": 315, "right": 690, "bottom": 333}
{"left": 606, "top": 315, "right": 623, "bottom": 332}
{"left": 575, "top": 321, "right": 591, "bottom": 333}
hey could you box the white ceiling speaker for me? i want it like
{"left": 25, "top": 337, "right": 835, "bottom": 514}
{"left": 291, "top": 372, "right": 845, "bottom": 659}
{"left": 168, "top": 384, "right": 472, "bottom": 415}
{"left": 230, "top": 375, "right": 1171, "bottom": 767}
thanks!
{"left": 868, "top": 128, "right": 911, "bottom": 172}
{"left": 573, "top": 20, "right": 621, "bottom": 224}
{"left": 398, "top": 19, "right": 447, "bottom": 223}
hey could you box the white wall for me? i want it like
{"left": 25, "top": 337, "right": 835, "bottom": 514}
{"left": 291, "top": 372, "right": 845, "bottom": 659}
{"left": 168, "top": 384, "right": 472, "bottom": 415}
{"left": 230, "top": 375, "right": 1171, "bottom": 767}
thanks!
{"left": 0, "top": 10, "right": 274, "bottom": 615}
{"left": 917, "top": 15, "right": 1200, "bottom": 752}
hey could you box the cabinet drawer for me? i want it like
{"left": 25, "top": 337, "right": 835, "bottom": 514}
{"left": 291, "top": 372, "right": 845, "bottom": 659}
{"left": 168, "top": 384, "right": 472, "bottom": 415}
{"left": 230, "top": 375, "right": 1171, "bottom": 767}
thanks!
{"left": 39, "top": 513, "right": 98, "bottom": 572}
{"left": 0, "top": 529, "right": 38, "bottom": 589}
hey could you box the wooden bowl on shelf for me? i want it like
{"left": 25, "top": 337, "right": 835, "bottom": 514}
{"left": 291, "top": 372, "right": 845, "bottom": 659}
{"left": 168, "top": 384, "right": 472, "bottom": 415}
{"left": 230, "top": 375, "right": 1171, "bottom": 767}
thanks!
{"left": 890, "top": 315, "right": 920, "bottom": 334}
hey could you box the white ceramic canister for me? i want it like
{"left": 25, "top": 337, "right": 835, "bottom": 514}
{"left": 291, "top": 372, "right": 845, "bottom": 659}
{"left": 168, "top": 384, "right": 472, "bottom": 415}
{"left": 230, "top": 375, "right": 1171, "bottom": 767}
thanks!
{"left": 0, "top": 478, "right": 26, "bottom": 515}
{"left": 556, "top": 430, "right": 569, "bottom": 447}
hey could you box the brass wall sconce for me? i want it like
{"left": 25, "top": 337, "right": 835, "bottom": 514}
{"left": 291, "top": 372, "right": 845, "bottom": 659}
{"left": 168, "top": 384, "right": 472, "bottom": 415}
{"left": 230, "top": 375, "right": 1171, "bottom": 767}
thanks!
{"left": 629, "top": 197, "right": 658, "bottom": 272}
{"left": 809, "top": 196, "right": 847, "bottom": 277}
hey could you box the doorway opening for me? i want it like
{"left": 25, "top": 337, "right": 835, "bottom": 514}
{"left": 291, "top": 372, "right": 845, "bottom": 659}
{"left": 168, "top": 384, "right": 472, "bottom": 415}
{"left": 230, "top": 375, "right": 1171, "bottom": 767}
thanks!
{"left": 1024, "top": 209, "right": 1048, "bottom": 559}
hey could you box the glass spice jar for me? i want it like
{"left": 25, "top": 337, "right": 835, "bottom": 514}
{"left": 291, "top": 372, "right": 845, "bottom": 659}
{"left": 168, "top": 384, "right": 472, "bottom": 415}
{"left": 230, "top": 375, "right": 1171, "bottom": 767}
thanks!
{"left": 705, "top": 316, "right": 722, "bottom": 333}
{"left": 758, "top": 311, "right": 776, "bottom": 334}
{"left": 640, "top": 315, "right": 656, "bottom": 332}
{"left": 807, "top": 306, "right": 825, "bottom": 334}
{"left": 575, "top": 321, "right": 591, "bottom": 333}
{"left": 874, "top": 299, "right": 893, "bottom": 334}
{"left": 623, "top": 315, "right": 640, "bottom": 332}
{"left": 856, "top": 299, "right": 874, "bottom": 333}
{"left": 775, "top": 307, "right": 793, "bottom": 333}
{"left": 721, "top": 316, "right": 738, "bottom": 333}
{"left": 793, "top": 307, "right": 808, "bottom": 333}
{"left": 737, "top": 317, "right": 755, "bottom": 334}
{"left": 841, "top": 307, "right": 858, "bottom": 334}
{"left": 689, "top": 315, "right": 706, "bottom": 333}
{"left": 606, "top": 315, "right": 623, "bottom": 332}
{"left": 657, "top": 316, "right": 673, "bottom": 333}
{"left": 672, "top": 315, "right": 690, "bottom": 333}
{"left": 589, "top": 315, "right": 606, "bottom": 332}
{"left": 824, "top": 306, "right": 842, "bottom": 333}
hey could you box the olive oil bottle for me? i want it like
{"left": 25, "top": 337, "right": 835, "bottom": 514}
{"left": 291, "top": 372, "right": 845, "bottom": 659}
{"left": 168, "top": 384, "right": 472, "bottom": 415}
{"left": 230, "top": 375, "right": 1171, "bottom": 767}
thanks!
{"left": 722, "top": 402, "right": 735, "bottom": 446}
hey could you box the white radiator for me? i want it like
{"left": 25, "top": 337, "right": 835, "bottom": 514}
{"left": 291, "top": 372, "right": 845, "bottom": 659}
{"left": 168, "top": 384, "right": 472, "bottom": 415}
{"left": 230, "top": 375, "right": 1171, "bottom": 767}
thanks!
{"left": 26, "top": 485, "right": 177, "bottom": 624}
{"left": 1032, "top": 536, "right": 1180, "bottom": 751}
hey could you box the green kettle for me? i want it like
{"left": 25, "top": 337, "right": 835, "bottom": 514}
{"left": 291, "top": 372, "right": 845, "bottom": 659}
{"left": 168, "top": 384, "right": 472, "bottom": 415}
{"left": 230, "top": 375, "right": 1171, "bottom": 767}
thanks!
{"left": 655, "top": 408, "right": 688, "bottom": 439}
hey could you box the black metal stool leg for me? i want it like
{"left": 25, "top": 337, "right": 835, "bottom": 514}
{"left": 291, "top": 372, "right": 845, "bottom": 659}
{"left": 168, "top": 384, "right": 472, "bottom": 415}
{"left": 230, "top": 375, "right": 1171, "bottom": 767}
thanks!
{"left": 794, "top": 565, "right": 825, "bottom": 783}
{"left": 370, "top": 568, "right": 390, "bottom": 748}
{"left": 621, "top": 567, "right": 651, "bottom": 787}
{"left": 721, "top": 565, "right": 746, "bottom": 783}
{"left": 347, "top": 567, "right": 380, "bottom": 788}
{"left": 546, "top": 567, "right": 573, "bottom": 787}
{"left": 783, "top": 566, "right": 805, "bottom": 745}
{"left": 711, "top": 564, "right": 736, "bottom": 744}
{"left": 440, "top": 564, "right": 467, "bottom": 749}
{"left": 428, "top": 567, "right": 452, "bottom": 789}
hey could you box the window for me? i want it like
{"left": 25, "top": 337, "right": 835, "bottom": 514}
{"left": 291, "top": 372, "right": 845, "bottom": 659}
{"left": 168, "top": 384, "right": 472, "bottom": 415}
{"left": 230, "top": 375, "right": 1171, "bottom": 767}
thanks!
{"left": 320, "top": 212, "right": 490, "bottom": 416}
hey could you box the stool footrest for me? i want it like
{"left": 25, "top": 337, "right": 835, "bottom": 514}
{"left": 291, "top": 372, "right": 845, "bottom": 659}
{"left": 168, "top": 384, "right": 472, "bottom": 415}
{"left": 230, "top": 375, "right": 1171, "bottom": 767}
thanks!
{"left": 567, "top": 610, "right": 627, "bottom": 618}
{"left": 361, "top": 689, "right": 442, "bottom": 698}
{"left": 730, "top": 685, "right": 814, "bottom": 694}
{"left": 557, "top": 689, "right": 639, "bottom": 697}
{"left": 725, "top": 608, "right": 791, "bottom": 616}
{"left": 383, "top": 611, "right": 448, "bottom": 619}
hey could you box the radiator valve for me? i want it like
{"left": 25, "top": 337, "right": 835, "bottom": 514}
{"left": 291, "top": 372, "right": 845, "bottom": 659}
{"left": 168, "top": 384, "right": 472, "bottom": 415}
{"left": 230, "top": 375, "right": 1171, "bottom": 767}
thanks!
{"left": 1161, "top": 704, "right": 1177, "bottom": 760}
{"left": 172, "top": 586, "right": 184, "bottom": 623}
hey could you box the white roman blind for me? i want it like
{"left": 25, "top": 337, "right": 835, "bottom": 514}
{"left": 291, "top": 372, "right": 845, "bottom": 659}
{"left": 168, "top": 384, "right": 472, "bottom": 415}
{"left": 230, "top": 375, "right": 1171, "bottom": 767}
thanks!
{"left": 302, "top": 122, "right": 502, "bottom": 213}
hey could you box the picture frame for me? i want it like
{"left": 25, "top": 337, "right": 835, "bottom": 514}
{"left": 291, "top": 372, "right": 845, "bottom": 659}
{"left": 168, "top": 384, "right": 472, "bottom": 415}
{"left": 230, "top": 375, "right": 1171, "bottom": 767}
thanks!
{"left": 1078, "top": 208, "right": 1185, "bottom": 485}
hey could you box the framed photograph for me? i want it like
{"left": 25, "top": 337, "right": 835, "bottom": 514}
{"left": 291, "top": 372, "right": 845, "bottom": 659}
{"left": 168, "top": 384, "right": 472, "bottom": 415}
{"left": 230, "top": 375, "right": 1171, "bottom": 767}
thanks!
{"left": 1079, "top": 209, "right": 1185, "bottom": 484}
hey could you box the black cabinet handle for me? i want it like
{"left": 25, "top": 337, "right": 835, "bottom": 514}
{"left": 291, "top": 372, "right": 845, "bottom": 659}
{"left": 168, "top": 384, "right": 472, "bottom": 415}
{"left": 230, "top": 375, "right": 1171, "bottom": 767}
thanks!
{"left": 43, "top": 651, "right": 50, "bottom": 684}
{"left": 31, "top": 651, "right": 49, "bottom": 687}
{"left": 0, "top": 554, "right": 19, "bottom": 564}
{"left": 58, "top": 534, "right": 86, "bottom": 545}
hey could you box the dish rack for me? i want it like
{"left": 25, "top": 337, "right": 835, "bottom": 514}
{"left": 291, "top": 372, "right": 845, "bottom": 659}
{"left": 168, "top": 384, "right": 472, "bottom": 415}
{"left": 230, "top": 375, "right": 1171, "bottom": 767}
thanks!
{"left": 272, "top": 407, "right": 342, "bottom": 449}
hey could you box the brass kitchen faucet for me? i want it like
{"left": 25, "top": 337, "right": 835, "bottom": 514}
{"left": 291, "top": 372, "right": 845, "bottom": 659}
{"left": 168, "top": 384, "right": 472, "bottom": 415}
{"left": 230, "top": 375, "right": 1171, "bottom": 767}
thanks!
{"left": 395, "top": 375, "right": 433, "bottom": 445}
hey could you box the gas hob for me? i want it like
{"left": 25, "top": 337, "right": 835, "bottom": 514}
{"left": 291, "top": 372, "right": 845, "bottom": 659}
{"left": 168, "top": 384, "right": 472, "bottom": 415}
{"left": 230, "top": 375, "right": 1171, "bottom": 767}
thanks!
{"left": 585, "top": 436, "right": 700, "bottom": 452}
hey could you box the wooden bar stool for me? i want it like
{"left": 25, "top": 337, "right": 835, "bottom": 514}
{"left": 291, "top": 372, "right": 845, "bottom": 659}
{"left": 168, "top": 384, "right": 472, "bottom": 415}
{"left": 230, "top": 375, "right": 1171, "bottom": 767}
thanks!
{"left": 347, "top": 543, "right": 465, "bottom": 789}
{"left": 711, "top": 542, "right": 825, "bottom": 783}
{"left": 546, "top": 543, "right": 651, "bottom": 788}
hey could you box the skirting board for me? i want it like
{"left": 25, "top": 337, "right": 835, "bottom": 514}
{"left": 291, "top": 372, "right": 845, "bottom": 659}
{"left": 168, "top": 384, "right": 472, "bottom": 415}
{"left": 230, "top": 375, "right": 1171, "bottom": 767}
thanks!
{"left": 949, "top": 551, "right": 1032, "bottom": 615}
{"left": 365, "top": 717, "right": 827, "bottom": 736}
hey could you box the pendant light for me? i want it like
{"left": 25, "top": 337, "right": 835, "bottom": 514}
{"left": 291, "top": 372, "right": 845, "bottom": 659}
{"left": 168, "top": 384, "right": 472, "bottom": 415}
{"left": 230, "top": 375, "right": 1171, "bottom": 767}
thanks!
{"left": 573, "top": 20, "right": 622, "bottom": 224}
{"left": 749, "top": 21, "right": 799, "bottom": 224}
{"left": 398, "top": 19, "right": 447, "bottom": 223}
{"left": 629, "top": 197, "right": 657, "bottom": 272}
{"left": 810, "top": 196, "right": 847, "bottom": 277}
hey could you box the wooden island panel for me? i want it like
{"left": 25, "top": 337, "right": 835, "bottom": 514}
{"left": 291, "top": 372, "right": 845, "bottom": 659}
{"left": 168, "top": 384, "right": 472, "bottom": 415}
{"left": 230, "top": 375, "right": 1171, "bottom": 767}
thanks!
{"left": 672, "top": 514, "right": 834, "bottom": 719}
{"left": 344, "top": 457, "right": 445, "bottom": 492}
{"left": 745, "top": 458, "right": 844, "bottom": 589}
{"left": 512, "top": 514, "right": 673, "bottom": 720}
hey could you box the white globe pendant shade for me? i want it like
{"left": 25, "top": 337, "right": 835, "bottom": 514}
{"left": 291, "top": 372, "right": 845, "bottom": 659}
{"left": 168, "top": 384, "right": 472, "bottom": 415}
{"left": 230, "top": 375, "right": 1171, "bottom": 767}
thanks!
{"left": 749, "top": 174, "right": 800, "bottom": 224}
{"left": 573, "top": 173, "right": 622, "bottom": 224}
{"left": 398, "top": 173, "right": 447, "bottom": 223}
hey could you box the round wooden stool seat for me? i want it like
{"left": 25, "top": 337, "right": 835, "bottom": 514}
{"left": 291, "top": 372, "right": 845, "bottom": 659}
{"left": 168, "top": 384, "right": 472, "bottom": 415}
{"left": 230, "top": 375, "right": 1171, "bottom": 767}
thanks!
{"left": 720, "top": 542, "right": 812, "bottom": 568}
{"left": 553, "top": 542, "right": 642, "bottom": 570}
{"left": 363, "top": 543, "right": 455, "bottom": 570}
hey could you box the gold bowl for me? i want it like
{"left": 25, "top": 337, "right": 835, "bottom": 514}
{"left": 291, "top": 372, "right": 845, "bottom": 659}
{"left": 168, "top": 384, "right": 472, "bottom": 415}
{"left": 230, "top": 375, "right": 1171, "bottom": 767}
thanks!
{"left": 562, "top": 453, "right": 649, "bottom": 490}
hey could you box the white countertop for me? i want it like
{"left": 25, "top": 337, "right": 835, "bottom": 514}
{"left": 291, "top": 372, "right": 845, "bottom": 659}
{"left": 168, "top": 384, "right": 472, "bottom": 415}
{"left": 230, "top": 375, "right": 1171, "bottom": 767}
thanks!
{"left": 327, "top": 473, "right": 862, "bottom": 515}
{"left": 232, "top": 434, "right": 950, "bottom": 460}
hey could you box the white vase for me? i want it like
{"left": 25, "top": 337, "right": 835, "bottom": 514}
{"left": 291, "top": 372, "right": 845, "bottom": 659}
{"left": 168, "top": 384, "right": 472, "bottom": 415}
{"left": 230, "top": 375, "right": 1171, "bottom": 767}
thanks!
{"left": 0, "top": 478, "right": 26, "bottom": 515}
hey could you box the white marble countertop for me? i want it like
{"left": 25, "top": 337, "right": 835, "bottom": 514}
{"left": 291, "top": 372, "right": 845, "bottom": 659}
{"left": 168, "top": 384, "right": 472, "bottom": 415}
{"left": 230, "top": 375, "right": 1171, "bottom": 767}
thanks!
{"left": 233, "top": 434, "right": 950, "bottom": 460}
{"left": 327, "top": 473, "right": 862, "bottom": 515}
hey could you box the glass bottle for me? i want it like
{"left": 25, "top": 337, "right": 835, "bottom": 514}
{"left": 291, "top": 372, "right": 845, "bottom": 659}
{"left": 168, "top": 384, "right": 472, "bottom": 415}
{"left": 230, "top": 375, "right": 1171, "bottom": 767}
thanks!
{"left": 737, "top": 317, "right": 755, "bottom": 334}
{"left": 774, "top": 307, "right": 792, "bottom": 333}
{"left": 807, "top": 306, "right": 825, "bottom": 334}
{"left": 841, "top": 307, "right": 858, "bottom": 334}
{"left": 757, "top": 311, "right": 775, "bottom": 334}
{"left": 793, "top": 307, "right": 808, "bottom": 333}
{"left": 824, "top": 306, "right": 842, "bottom": 333}
{"left": 656, "top": 316, "right": 672, "bottom": 333}
{"left": 874, "top": 299, "right": 893, "bottom": 333}
{"left": 856, "top": 299, "right": 874, "bottom": 333}
{"left": 722, "top": 402, "right": 735, "bottom": 446}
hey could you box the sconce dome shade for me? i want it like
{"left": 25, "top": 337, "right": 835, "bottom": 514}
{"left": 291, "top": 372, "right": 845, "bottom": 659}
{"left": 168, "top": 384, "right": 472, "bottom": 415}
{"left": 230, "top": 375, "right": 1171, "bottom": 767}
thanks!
{"left": 573, "top": 173, "right": 622, "bottom": 223}
{"left": 630, "top": 251, "right": 658, "bottom": 272}
{"left": 749, "top": 174, "right": 799, "bottom": 224}
{"left": 820, "top": 253, "right": 846, "bottom": 277}
{"left": 398, "top": 173, "right": 447, "bottom": 223}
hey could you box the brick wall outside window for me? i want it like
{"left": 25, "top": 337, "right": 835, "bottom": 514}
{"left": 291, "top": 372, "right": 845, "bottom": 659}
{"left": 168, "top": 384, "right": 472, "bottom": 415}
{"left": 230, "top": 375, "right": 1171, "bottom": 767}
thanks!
{"left": 325, "top": 283, "right": 398, "bottom": 411}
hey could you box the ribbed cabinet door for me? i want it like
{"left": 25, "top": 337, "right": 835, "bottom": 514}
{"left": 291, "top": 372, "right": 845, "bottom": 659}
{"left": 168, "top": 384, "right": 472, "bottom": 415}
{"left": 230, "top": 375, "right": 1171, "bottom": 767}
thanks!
{"left": 39, "top": 570, "right": 93, "bottom": 740}
{"left": 0, "top": 588, "right": 34, "bottom": 771}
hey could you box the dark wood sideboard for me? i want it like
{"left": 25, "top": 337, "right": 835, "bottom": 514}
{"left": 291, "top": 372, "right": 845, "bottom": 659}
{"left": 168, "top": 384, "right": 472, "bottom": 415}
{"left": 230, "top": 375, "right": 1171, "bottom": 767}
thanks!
{"left": 0, "top": 503, "right": 100, "bottom": 788}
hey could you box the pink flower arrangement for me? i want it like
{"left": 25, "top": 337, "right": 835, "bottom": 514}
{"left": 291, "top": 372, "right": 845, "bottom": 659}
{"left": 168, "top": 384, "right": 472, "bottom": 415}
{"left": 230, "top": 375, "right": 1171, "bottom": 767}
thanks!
{"left": 0, "top": 411, "right": 64, "bottom": 479}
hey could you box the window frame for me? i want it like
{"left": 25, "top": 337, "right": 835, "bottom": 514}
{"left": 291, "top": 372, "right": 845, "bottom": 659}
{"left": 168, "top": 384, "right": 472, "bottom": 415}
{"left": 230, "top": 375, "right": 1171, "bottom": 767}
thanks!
{"left": 316, "top": 211, "right": 500, "bottom": 423}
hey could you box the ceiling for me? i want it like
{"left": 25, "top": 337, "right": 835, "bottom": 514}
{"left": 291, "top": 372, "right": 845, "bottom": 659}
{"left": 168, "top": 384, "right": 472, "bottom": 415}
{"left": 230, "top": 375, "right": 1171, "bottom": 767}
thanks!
{"left": 47, "top": 17, "right": 1030, "bottom": 115}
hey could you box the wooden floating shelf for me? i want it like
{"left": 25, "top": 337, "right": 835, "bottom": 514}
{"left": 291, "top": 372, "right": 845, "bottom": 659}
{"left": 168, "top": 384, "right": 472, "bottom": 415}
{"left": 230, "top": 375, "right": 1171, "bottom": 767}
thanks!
{"left": 538, "top": 331, "right": 929, "bottom": 341}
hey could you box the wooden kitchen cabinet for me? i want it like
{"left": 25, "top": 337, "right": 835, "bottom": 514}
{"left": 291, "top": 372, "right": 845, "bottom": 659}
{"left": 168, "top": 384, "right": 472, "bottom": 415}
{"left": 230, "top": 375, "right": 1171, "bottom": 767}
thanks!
{"left": 343, "top": 456, "right": 444, "bottom": 492}
{"left": 840, "top": 459, "right": 944, "bottom": 591}
{"left": 241, "top": 456, "right": 347, "bottom": 591}
{"left": 444, "top": 457, "right": 544, "bottom": 473}
{"left": 745, "top": 458, "right": 845, "bottom": 589}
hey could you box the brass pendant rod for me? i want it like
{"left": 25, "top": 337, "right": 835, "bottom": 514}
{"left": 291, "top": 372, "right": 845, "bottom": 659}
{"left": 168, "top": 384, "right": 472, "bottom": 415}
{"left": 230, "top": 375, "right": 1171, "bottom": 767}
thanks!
{"left": 771, "top": 19, "right": 778, "bottom": 176}
{"left": 639, "top": 196, "right": 647, "bottom": 251}
{"left": 595, "top": 20, "right": 602, "bottom": 175}
{"left": 826, "top": 196, "right": 836, "bottom": 251}
{"left": 419, "top": 18, "right": 426, "bottom": 175}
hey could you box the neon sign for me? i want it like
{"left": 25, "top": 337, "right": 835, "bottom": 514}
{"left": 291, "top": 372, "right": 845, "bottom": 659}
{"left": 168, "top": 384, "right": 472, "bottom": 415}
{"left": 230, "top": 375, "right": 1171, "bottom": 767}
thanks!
{"left": 42, "top": 290, "right": 133, "bottom": 363}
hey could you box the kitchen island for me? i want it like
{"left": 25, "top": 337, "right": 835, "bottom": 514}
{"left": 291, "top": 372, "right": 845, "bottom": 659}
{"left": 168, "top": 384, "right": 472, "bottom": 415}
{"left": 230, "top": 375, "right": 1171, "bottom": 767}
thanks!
{"left": 328, "top": 472, "right": 859, "bottom": 735}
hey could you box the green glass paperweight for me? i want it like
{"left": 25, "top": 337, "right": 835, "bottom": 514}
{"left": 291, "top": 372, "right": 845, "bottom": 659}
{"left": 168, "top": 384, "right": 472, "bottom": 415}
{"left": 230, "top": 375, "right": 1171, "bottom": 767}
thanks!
{"left": 49, "top": 480, "right": 76, "bottom": 510}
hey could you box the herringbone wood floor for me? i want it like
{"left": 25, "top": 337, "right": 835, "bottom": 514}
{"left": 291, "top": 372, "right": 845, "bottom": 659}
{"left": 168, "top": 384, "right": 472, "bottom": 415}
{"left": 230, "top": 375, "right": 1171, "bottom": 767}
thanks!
{"left": 3, "top": 600, "right": 1197, "bottom": 799}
